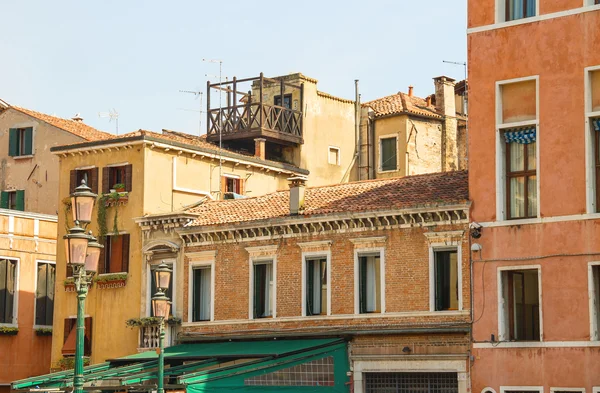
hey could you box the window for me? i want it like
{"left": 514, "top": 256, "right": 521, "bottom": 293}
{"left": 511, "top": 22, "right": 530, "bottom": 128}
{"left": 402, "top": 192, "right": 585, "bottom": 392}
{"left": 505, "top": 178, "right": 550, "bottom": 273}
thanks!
{"left": 500, "top": 388, "right": 543, "bottom": 393}
{"left": 101, "top": 234, "right": 130, "bottom": 274}
{"left": 380, "top": 137, "right": 397, "bottom": 172}
{"left": 499, "top": 268, "right": 541, "bottom": 341}
{"left": 0, "top": 259, "right": 17, "bottom": 324}
{"left": 245, "top": 356, "right": 334, "bottom": 387}
{"left": 505, "top": 0, "right": 536, "bottom": 21}
{"left": 191, "top": 266, "right": 211, "bottom": 322}
{"left": 150, "top": 262, "right": 173, "bottom": 317}
{"left": 497, "top": 78, "right": 538, "bottom": 220}
{"left": 102, "top": 164, "right": 132, "bottom": 194}
{"left": 434, "top": 250, "right": 459, "bottom": 311}
{"left": 589, "top": 264, "right": 600, "bottom": 340}
{"left": 35, "top": 262, "right": 55, "bottom": 326}
{"left": 358, "top": 254, "right": 382, "bottom": 314}
{"left": 587, "top": 69, "right": 600, "bottom": 212}
{"left": 70, "top": 168, "right": 99, "bottom": 194}
{"left": 253, "top": 261, "right": 274, "bottom": 319}
{"left": 62, "top": 317, "right": 92, "bottom": 356}
{"left": 305, "top": 257, "right": 327, "bottom": 316}
{"left": 274, "top": 94, "right": 292, "bottom": 109}
{"left": 221, "top": 176, "right": 243, "bottom": 197}
{"left": 0, "top": 190, "right": 24, "bottom": 211}
{"left": 365, "top": 373, "right": 458, "bottom": 393}
{"left": 8, "top": 127, "right": 33, "bottom": 157}
{"left": 328, "top": 147, "right": 340, "bottom": 165}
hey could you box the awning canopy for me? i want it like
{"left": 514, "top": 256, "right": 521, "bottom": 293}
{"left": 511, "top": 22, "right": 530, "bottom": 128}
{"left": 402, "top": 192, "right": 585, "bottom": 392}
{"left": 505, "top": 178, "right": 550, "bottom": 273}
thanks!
{"left": 12, "top": 338, "right": 349, "bottom": 392}
{"left": 504, "top": 126, "right": 536, "bottom": 144}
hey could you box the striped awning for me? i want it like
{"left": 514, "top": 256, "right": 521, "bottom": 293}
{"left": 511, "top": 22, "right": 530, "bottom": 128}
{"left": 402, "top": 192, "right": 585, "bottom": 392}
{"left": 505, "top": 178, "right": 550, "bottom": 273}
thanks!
{"left": 504, "top": 126, "right": 536, "bottom": 144}
{"left": 593, "top": 118, "right": 600, "bottom": 132}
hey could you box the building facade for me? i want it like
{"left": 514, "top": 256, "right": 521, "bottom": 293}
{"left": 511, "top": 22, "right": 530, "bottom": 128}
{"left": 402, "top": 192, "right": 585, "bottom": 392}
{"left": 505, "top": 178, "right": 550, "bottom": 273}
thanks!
{"left": 468, "top": 0, "right": 600, "bottom": 391}
{"left": 135, "top": 171, "right": 472, "bottom": 393}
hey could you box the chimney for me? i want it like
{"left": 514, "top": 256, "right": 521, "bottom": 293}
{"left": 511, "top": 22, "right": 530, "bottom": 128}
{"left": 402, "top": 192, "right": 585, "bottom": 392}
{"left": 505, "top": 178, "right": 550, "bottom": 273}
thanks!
{"left": 288, "top": 176, "right": 307, "bottom": 215}
{"left": 408, "top": 85, "right": 414, "bottom": 97}
{"left": 72, "top": 113, "right": 83, "bottom": 122}
{"left": 433, "top": 76, "right": 458, "bottom": 172}
{"left": 254, "top": 138, "right": 266, "bottom": 160}
{"left": 426, "top": 95, "right": 432, "bottom": 107}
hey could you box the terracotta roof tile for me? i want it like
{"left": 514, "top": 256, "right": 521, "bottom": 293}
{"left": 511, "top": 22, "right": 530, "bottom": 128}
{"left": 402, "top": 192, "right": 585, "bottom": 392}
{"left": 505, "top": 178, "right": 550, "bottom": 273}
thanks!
{"left": 10, "top": 106, "right": 113, "bottom": 141}
{"left": 362, "top": 92, "right": 443, "bottom": 119}
{"left": 185, "top": 170, "right": 468, "bottom": 227}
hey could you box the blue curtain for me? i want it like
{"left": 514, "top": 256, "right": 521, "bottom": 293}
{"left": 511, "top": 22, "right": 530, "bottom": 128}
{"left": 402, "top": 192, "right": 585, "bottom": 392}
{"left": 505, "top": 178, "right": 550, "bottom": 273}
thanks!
{"left": 504, "top": 127, "right": 536, "bottom": 144}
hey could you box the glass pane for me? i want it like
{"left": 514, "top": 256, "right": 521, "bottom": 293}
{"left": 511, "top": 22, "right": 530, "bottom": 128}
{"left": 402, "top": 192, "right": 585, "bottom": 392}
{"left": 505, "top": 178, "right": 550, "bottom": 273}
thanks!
{"left": 509, "top": 143, "right": 525, "bottom": 172}
{"left": 527, "top": 142, "right": 536, "bottom": 170}
{"left": 527, "top": 175, "right": 537, "bottom": 217}
{"left": 510, "top": 177, "right": 525, "bottom": 218}
{"left": 381, "top": 138, "right": 397, "bottom": 171}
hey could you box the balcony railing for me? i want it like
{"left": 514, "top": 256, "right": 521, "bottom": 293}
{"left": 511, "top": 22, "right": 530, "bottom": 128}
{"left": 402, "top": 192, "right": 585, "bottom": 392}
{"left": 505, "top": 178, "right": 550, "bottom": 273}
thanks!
{"left": 137, "top": 324, "right": 175, "bottom": 352}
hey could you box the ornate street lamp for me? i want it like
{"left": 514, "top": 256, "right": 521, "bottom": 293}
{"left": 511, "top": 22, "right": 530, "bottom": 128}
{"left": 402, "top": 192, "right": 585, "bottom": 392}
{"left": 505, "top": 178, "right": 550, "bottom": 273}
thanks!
{"left": 64, "top": 180, "right": 101, "bottom": 393}
{"left": 151, "top": 262, "right": 172, "bottom": 393}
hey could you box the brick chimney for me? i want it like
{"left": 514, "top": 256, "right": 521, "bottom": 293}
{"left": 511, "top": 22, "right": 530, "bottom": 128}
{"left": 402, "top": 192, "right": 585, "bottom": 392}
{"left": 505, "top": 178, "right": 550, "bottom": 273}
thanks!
{"left": 408, "top": 85, "right": 414, "bottom": 97}
{"left": 254, "top": 138, "right": 266, "bottom": 160}
{"left": 288, "top": 176, "right": 307, "bottom": 215}
{"left": 433, "top": 76, "right": 458, "bottom": 171}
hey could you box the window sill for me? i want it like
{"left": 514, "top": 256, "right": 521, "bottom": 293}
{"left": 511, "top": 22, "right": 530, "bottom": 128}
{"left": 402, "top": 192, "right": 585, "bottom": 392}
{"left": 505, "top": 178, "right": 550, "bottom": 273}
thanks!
{"left": 94, "top": 272, "right": 128, "bottom": 289}
{"left": 378, "top": 169, "right": 398, "bottom": 174}
{"left": 12, "top": 155, "right": 34, "bottom": 160}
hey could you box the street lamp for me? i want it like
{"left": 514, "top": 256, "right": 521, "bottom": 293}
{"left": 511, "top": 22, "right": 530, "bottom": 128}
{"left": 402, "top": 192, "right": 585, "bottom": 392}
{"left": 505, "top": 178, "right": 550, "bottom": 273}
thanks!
{"left": 63, "top": 179, "right": 102, "bottom": 393}
{"left": 151, "top": 262, "right": 172, "bottom": 393}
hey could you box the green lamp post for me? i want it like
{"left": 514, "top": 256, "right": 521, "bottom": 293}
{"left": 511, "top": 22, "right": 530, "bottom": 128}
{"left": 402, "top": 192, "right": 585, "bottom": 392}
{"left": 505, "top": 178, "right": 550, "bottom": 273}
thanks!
{"left": 63, "top": 180, "right": 103, "bottom": 393}
{"left": 151, "top": 262, "right": 172, "bottom": 393}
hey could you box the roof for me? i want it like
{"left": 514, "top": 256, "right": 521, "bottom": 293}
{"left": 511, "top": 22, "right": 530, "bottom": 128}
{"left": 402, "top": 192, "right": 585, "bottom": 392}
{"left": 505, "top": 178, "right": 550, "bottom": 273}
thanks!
{"left": 7, "top": 106, "right": 113, "bottom": 141}
{"left": 362, "top": 91, "right": 443, "bottom": 119}
{"left": 185, "top": 170, "right": 468, "bottom": 227}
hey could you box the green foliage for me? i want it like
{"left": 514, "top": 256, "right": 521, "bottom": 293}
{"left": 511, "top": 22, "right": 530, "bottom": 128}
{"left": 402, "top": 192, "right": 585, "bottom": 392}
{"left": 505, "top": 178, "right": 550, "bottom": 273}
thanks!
{"left": 97, "top": 195, "right": 109, "bottom": 242}
{"left": 57, "top": 356, "right": 90, "bottom": 370}
{"left": 0, "top": 326, "right": 19, "bottom": 335}
{"left": 35, "top": 327, "right": 53, "bottom": 336}
{"left": 93, "top": 273, "right": 128, "bottom": 283}
{"left": 113, "top": 183, "right": 125, "bottom": 190}
{"left": 63, "top": 277, "right": 75, "bottom": 286}
{"left": 125, "top": 316, "right": 182, "bottom": 329}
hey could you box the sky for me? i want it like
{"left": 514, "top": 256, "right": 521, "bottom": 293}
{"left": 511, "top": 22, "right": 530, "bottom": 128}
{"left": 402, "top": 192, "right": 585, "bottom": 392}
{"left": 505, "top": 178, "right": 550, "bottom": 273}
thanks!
{"left": 0, "top": 0, "right": 467, "bottom": 137}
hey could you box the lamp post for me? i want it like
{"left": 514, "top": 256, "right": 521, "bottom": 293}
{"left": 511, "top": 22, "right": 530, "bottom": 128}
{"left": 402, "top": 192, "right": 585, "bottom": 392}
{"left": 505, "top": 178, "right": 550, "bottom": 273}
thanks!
{"left": 151, "top": 262, "right": 172, "bottom": 393}
{"left": 63, "top": 180, "right": 103, "bottom": 393}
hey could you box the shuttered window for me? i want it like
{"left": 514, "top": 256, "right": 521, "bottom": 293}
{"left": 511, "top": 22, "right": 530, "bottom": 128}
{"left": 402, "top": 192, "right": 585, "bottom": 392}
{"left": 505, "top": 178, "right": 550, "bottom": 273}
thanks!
{"left": 100, "top": 234, "right": 130, "bottom": 274}
{"left": 380, "top": 137, "right": 397, "bottom": 172}
{"left": 0, "top": 190, "right": 25, "bottom": 211}
{"left": 35, "top": 262, "right": 56, "bottom": 326}
{"left": 70, "top": 168, "right": 99, "bottom": 194}
{"left": 102, "top": 165, "right": 133, "bottom": 194}
{"left": 0, "top": 259, "right": 17, "bottom": 324}
{"left": 8, "top": 127, "right": 33, "bottom": 157}
{"left": 62, "top": 317, "right": 92, "bottom": 356}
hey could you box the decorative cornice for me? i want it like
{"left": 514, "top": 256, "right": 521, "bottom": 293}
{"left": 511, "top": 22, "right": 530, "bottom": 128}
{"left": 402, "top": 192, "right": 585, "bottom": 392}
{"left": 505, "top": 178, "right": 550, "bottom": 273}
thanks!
{"left": 349, "top": 236, "right": 387, "bottom": 248}
{"left": 245, "top": 245, "right": 278, "bottom": 258}
{"left": 423, "top": 230, "right": 465, "bottom": 244}
{"left": 178, "top": 204, "right": 469, "bottom": 247}
{"left": 297, "top": 240, "right": 333, "bottom": 253}
{"left": 136, "top": 213, "right": 198, "bottom": 239}
{"left": 186, "top": 250, "right": 217, "bottom": 262}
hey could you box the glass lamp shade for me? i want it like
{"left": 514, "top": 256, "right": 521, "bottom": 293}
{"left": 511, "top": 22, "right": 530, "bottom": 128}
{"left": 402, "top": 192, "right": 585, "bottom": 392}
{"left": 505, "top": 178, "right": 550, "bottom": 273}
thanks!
{"left": 70, "top": 179, "right": 97, "bottom": 223}
{"left": 154, "top": 262, "right": 172, "bottom": 292}
{"left": 152, "top": 292, "right": 171, "bottom": 318}
{"left": 84, "top": 233, "right": 104, "bottom": 274}
{"left": 63, "top": 226, "right": 90, "bottom": 266}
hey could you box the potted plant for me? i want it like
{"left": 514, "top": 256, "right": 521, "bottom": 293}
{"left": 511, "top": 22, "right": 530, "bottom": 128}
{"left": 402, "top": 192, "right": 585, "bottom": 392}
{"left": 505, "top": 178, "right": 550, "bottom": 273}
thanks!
{"left": 0, "top": 326, "right": 19, "bottom": 335}
{"left": 113, "top": 183, "right": 126, "bottom": 193}
{"left": 35, "top": 327, "right": 53, "bottom": 336}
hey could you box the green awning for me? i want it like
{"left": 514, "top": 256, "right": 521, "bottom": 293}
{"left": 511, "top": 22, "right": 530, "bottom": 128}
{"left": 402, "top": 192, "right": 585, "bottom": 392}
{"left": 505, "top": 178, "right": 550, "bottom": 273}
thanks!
{"left": 12, "top": 338, "right": 349, "bottom": 392}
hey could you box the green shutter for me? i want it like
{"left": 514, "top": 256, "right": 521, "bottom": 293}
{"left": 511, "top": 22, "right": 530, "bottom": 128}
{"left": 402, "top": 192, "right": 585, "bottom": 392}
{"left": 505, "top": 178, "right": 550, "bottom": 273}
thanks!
{"left": 23, "top": 127, "right": 33, "bottom": 155}
{"left": 0, "top": 260, "right": 7, "bottom": 323}
{"left": 15, "top": 190, "right": 25, "bottom": 211}
{"left": 36, "top": 263, "right": 47, "bottom": 326}
{"left": 8, "top": 128, "right": 18, "bottom": 157}
{"left": 359, "top": 257, "right": 367, "bottom": 313}
{"left": 0, "top": 192, "right": 8, "bottom": 209}
{"left": 306, "top": 260, "right": 314, "bottom": 316}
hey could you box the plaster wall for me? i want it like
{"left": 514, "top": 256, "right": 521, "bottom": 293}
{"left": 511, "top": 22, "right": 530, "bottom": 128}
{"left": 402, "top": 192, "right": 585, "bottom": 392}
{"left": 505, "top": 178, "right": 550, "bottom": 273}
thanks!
{"left": 0, "top": 109, "right": 84, "bottom": 215}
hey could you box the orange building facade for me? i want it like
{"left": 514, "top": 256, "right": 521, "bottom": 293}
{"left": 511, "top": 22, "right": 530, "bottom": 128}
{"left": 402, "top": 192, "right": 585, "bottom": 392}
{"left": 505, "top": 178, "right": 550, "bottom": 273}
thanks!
{"left": 468, "top": 0, "right": 600, "bottom": 391}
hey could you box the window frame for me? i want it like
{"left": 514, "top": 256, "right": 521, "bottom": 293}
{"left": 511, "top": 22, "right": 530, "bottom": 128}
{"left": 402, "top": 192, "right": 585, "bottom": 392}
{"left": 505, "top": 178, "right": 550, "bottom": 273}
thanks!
{"left": 248, "top": 256, "right": 277, "bottom": 320}
{"left": 496, "top": 0, "right": 538, "bottom": 23}
{"left": 549, "top": 388, "right": 586, "bottom": 393}
{"left": 584, "top": 66, "right": 600, "bottom": 213}
{"left": 33, "top": 260, "right": 56, "bottom": 328}
{"left": 497, "top": 265, "right": 543, "bottom": 342}
{"left": 0, "top": 257, "right": 19, "bottom": 327}
{"left": 378, "top": 134, "right": 399, "bottom": 173}
{"left": 588, "top": 261, "right": 600, "bottom": 341}
{"left": 429, "top": 244, "right": 463, "bottom": 312}
{"left": 101, "top": 233, "right": 130, "bottom": 274}
{"left": 328, "top": 146, "right": 341, "bottom": 166}
{"left": 354, "top": 247, "right": 386, "bottom": 315}
{"left": 274, "top": 94, "right": 293, "bottom": 109}
{"left": 187, "top": 258, "right": 215, "bottom": 323}
{"left": 500, "top": 387, "right": 543, "bottom": 393}
{"left": 301, "top": 250, "right": 331, "bottom": 317}
{"left": 495, "top": 76, "right": 540, "bottom": 222}
{"left": 8, "top": 126, "right": 34, "bottom": 158}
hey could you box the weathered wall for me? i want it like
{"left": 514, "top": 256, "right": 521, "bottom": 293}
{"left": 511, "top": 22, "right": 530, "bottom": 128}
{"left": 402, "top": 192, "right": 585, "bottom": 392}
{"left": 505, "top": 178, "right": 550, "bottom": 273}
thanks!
{"left": 0, "top": 211, "right": 56, "bottom": 385}
{"left": 0, "top": 109, "right": 83, "bottom": 215}
{"left": 406, "top": 118, "right": 444, "bottom": 176}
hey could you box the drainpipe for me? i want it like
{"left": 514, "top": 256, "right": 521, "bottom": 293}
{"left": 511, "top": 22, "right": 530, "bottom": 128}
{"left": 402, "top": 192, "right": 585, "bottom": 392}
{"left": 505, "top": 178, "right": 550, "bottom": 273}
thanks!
{"left": 355, "top": 80, "right": 361, "bottom": 180}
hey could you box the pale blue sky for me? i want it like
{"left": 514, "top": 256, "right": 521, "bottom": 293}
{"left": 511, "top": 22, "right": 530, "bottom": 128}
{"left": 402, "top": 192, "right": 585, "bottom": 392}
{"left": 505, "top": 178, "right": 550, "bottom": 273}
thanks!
{"left": 0, "top": 0, "right": 467, "bottom": 136}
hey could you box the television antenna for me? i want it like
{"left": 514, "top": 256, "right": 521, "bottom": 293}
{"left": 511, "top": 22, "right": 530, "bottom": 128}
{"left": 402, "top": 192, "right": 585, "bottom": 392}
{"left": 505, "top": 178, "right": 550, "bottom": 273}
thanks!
{"left": 179, "top": 89, "right": 204, "bottom": 135}
{"left": 98, "top": 109, "right": 119, "bottom": 135}
{"left": 203, "top": 58, "right": 224, "bottom": 198}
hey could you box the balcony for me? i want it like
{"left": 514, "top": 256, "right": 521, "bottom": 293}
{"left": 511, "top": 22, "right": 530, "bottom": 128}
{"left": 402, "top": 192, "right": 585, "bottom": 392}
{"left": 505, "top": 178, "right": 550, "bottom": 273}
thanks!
{"left": 137, "top": 323, "right": 176, "bottom": 352}
{"left": 206, "top": 73, "right": 304, "bottom": 146}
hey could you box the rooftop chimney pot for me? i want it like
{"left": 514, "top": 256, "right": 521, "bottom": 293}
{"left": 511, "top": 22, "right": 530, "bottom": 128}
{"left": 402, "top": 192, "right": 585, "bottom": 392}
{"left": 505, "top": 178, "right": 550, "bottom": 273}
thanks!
{"left": 408, "top": 86, "right": 414, "bottom": 97}
{"left": 288, "top": 176, "right": 308, "bottom": 215}
{"left": 254, "top": 138, "right": 266, "bottom": 160}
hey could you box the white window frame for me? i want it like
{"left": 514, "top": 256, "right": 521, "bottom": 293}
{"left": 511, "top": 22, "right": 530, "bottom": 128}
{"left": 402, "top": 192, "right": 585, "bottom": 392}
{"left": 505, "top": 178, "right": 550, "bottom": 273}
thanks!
{"left": 378, "top": 134, "right": 399, "bottom": 173}
{"left": 429, "top": 243, "right": 463, "bottom": 312}
{"left": 328, "top": 146, "right": 341, "bottom": 166}
{"left": 33, "top": 259, "right": 56, "bottom": 328}
{"left": 495, "top": 75, "right": 540, "bottom": 222}
{"left": 145, "top": 258, "right": 176, "bottom": 317}
{"left": 248, "top": 247, "right": 277, "bottom": 320}
{"left": 588, "top": 261, "right": 600, "bottom": 340}
{"left": 482, "top": 389, "right": 498, "bottom": 393}
{"left": 500, "top": 387, "right": 543, "bottom": 393}
{"left": 301, "top": 250, "right": 332, "bottom": 317}
{"left": 584, "top": 66, "right": 600, "bottom": 213}
{"left": 354, "top": 247, "right": 386, "bottom": 315}
{"left": 550, "top": 388, "right": 586, "bottom": 393}
{"left": 497, "top": 265, "right": 543, "bottom": 342}
{"left": 187, "top": 259, "right": 215, "bottom": 323}
{"left": 593, "top": 388, "right": 600, "bottom": 393}
{"left": 495, "top": 0, "right": 539, "bottom": 23}
{"left": 0, "top": 256, "right": 19, "bottom": 327}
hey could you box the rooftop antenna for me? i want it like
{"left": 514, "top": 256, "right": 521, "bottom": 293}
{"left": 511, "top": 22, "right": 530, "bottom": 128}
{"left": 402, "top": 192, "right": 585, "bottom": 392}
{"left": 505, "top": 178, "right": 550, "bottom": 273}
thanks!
{"left": 98, "top": 109, "right": 119, "bottom": 135}
{"left": 443, "top": 59, "right": 468, "bottom": 166}
{"left": 179, "top": 89, "right": 204, "bottom": 135}
{"left": 203, "top": 58, "right": 223, "bottom": 198}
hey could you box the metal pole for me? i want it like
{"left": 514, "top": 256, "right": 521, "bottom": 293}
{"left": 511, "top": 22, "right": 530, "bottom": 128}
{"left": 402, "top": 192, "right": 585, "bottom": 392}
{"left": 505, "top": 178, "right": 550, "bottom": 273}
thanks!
{"left": 73, "top": 265, "right": 88, "bottom": 393}
{"left": 157, "top": 318, "right": 165, "bottom": 393}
